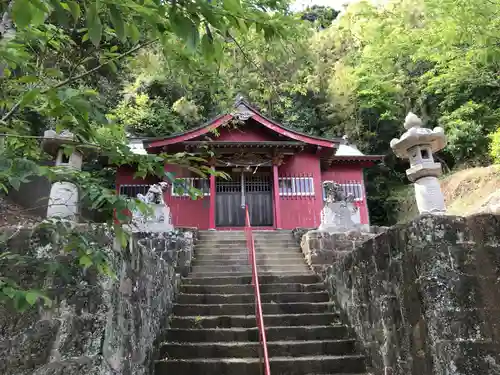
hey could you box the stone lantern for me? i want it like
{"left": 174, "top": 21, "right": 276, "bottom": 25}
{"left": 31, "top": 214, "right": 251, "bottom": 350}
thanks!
{"left": 42, "top": 130, "right": 83, "bottom": 220}
{"left": 390, "top": 112, "right": 447, "bottom": 214}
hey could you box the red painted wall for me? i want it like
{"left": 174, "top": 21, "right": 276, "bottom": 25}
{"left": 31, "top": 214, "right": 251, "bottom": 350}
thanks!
{"left": 206, "top": 121, "right": 280, "bottom": 142}
{"left": 163, "top": 164, "right": 210, "bottom": 229}
{"left": 321, "top": 165, "right": 370, "bottom": 225}
{"left": 116, "top": 165, "right": 159, "bottom": 186}
{"left": 278, "top": 152, "right": 323, "bottom": 229}
{"left": 115, "top": 165, "right": 210, "bottom": 229}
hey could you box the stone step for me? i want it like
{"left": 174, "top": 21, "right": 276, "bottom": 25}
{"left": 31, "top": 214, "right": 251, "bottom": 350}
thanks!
{"left": 198, "top": 230, "right": 292, "bottom": 235}
{"left": 193, "top": 253, "right": 304, "bottom": 262}
{"left": 193, "top": 257, "right": 305, "bottom": 266}
{"left": 195, "top": 240, "right": 299, "bottom": 246}
{"left": 177, "top": 291, "right": 329, "bottom": 305}
{"left": 193, "top": 248, "right": 302, "bottom": 255}
{"left": 160, "top": 339, "right": 357, "bottom": 359}
{"left": 190, "top": 265, "right": 310, "bottom": 274}
{"left": 198, "top": 232, "right": 294, "bottom": 240}
{"left": 156, "top": 354, "right": 365, "bottom": 375}
{"left": 180, "top": 282, "right": 325, "bottom": 295}
{"left": 197, "top": 237, "right": 296, "bottom": 243}
{"left": 165, "top": 325, "right": 349, "bottom": 342}
{"left": 170, "top": 313, "right": 341, "bottom": 329}
{"left": 189, "top": 270, "right": 313, "bottom": 277}
{"left": 182, "top": 274, "right": 320, "bottom": 286}
{"left": 173, "top": 302, "right": 334, "bottom": 316}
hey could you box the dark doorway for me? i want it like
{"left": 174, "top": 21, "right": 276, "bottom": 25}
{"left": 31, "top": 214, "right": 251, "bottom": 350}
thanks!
{"left": 216, "top": 170, "right": 273, "bottom": 227}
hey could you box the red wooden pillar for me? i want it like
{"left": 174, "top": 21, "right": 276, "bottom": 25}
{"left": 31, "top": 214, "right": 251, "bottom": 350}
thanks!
{"left": 272, "top": 163, "right": 281, "bottom": 229}
{"left": 209, "top": 169, "right": 216, "bottom": 230}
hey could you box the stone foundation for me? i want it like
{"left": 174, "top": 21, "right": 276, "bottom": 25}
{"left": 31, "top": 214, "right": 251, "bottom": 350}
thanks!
{"left": 306, "top": 214, "right": 500, "bottom": 375}
{"left": 295, "top": 226, "right": 386, "bottom": 277}
{"left": 0, "top": 225, "right": 196, "bottom": 375}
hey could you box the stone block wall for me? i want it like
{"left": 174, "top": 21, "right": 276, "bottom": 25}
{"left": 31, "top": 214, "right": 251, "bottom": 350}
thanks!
{"left": 0, "top": 226, "right": 196, "bottom": 375}
{"left": 319, "top": 214, "right": 500, "bottom": 375}
{"left": 298, "top": 229, "right": 376, "bottom": 277}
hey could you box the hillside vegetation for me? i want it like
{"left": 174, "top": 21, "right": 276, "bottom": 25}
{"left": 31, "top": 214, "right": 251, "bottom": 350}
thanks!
{"left": 393, "top": 166, "right": 500, "bottom": 223}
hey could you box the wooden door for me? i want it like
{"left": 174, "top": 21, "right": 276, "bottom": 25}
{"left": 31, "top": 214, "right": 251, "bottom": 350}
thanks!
{"left": 245, "top": 173, "right": 273, "bottom": 226}
{"left": 215, "top": 171, "right": 273, "bottom": 227}
{"left": 216, "top": 174, "right": 244, "bottom": 227}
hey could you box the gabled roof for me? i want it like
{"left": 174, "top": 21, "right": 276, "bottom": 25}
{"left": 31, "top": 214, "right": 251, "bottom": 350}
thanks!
{"left": 143, "top": 98, "right": 344, "bottom": 150}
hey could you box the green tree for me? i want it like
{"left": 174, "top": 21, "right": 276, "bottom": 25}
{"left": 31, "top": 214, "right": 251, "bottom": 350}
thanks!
{"left": 0, "top": 0, "right": 288, "bottom": 309}
{"left": 305, "top": 0, "right": 500, "bottom": 224}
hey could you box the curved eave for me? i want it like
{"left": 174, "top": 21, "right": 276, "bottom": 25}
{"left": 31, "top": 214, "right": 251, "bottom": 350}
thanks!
{"left": 143, "top": 99, "right": 343, "bottom": 150}
{"left": 331, "top": 155, "right": 386, "bottom": 163}
{"left": 144, "top": 114, "right": 233, "bottom": 149}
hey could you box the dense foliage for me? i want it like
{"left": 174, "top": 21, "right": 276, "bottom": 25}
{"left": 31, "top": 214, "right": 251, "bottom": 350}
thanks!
{"left": 0, "top": 0, "right": 289, "bottom": 309}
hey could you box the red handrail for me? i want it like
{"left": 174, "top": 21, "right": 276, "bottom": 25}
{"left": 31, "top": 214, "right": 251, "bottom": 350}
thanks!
{"left": 245, "top": 205, "right": 271, "bottom": 375}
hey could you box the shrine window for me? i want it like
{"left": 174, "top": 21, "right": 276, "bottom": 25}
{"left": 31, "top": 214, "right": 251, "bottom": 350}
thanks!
{"left": 171, "top": 177, "right": 210, "bottom": 197}
{"left": 119, "top": 184, "right": 151, "bottom": 198}
{"left": 322, "top": 181, "right": 364, "bottom": 202}
{"left": 278, "top": 176, "right": 315, "bottom": 196}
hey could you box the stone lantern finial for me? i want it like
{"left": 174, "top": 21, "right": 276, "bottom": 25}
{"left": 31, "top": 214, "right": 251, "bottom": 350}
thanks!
{"left": 404, "top": 112, "right": 423, "bottom": 130}
{"left": 390, "top": 112, "right": 447, "bottom": 215}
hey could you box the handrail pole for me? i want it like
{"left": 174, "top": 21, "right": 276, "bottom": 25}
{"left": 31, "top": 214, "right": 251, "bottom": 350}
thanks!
{"left": 245, "top": 205, "right": 271, "bottom": 375}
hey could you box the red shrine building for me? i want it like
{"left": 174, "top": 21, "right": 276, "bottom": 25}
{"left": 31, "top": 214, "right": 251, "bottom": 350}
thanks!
{"left": 116, "top": 98, "right": 383, "bottom": 230}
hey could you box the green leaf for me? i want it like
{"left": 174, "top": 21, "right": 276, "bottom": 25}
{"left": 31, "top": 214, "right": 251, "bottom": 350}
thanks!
{"left": 88, "top": 17, "right": 103, "bottom": 47}
{"left": 31, "top": 3, "right": 46, "bottom": 26}
{"left": 0, "top": 158, "right": 12, "bottom": 173}
{"left": 49, "top": 0, "right": 69, "bottom": 27}
{"left": 201, "top": 33, "right": 215, "bottom": 59}
{"left": 67, "top": 1, "right": 81, "bottom": 24}
{"left": 19, "top": 89, "right": 41, "bottom": 109}
{"left": 17, "top": 75, "right": 39, "bottom": 83}
{"left": 86, "top": 3, "right": 103, "bottom": 47}
{"left": 222, "top": 0, "right": 241, "bottom": 14}
{"left": 79, "top": 255, "right": 93, "bottom": 269}
{"left": 44, "top": 68, "right": 64, "bottom": 78}
{"left": 42, "top": 296, "right": 53, "bottom": 308}
{"left": 170, "top": 12, "right": 197, "bottom": 44}
{"left": 108, "top": 61, "right": 118, "bottom": 73}
{"left": 114, "top": 225, "right": 129, "bottom": 248}
{"left": 12, "top": 0, "right": 33, "bottom": 29}
{"left": 187, "top": 23, "right": 200, "bottom": 51}
{"left": 25, "top": 291, "right": 40, "bottom": 306}
{"left": 109, "top": 5, "right": 126, "bottom": 41}
{"left": 127, "top": 23, "right": 140, "bottom": 44}
{"left": 8, "top": 177, "right": 21, "bottom": 190}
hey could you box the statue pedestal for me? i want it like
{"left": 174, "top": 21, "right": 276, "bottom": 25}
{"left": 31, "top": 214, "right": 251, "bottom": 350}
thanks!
{"left": 46, "top": 181, "right": 79, "bottom": 219}
{"left": 414, "top": 176, "right": 446, "bottom": 214}
{"left": 129, "top": 204, "right": 173, "bottom": 233}
{"left": 319, "top": 202, "right": 360, "bottom": 233}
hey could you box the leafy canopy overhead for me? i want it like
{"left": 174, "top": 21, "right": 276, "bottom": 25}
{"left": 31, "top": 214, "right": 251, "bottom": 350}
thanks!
{"left": 0, "top": 0, "right": 291, "bottom": 309}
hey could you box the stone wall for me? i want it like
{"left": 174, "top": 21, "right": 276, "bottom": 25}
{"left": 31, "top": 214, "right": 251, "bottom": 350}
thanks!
{"left": 295, "top": 226, "right": 387, "bottom": 277}
{"left": 318, "top": 214, "right": 500, "bottom": 375}
{"left": 0, "top": 226, "right": 196, "bottom": 375}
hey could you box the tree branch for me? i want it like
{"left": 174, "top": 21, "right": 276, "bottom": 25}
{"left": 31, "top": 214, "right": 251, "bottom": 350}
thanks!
{"left": 1, "top": 39, "right": 159, "bottom": 124}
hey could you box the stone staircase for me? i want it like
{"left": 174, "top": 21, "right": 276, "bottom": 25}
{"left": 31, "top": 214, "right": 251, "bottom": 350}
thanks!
{"left": 156, "top": 230, "right": 367, "bottom": 375}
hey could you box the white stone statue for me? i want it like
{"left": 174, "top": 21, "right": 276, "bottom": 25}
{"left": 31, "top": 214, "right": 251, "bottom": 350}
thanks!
{"left": 131, "top": 182, "right": 173, "bottom": 232}
{"left": 390, "top": 112, "right": 447, "bottom": 215}
{"left": 319, "top": 182, "right": 360, "bottom": 232}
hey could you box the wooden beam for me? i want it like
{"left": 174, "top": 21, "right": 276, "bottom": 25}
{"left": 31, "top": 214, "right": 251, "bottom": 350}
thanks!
{"left": 272, "top": 163, "right": 281, "bottom": 229}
